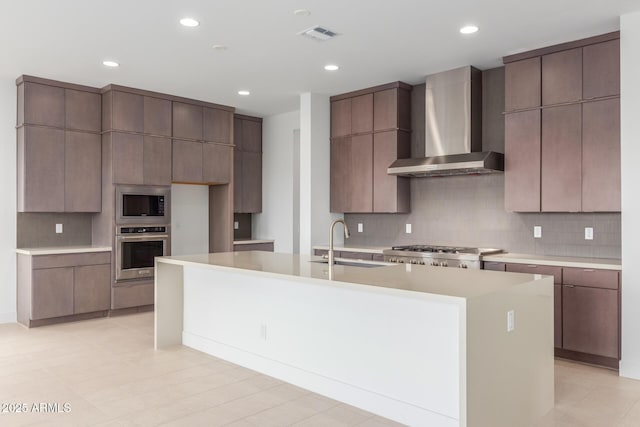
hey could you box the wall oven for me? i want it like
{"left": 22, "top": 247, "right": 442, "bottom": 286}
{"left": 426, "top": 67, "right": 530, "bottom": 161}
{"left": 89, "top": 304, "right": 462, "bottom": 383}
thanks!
{"left": 116, "top": 185, "right": 170, "bottom": 225}
{"left": 115, "top": 225, "right": 169, "bottom": 281}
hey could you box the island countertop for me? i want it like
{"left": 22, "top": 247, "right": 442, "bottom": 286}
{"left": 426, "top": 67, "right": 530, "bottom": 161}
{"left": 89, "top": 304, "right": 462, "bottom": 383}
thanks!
{"left": 157, "top": 251, "right": 547, "bottom": 300}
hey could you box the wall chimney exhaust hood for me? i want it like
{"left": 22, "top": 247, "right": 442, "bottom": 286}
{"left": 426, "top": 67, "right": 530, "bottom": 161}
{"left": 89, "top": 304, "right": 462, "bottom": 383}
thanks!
{"left": 387, "top": 66, "right": 504, "bottom": 177}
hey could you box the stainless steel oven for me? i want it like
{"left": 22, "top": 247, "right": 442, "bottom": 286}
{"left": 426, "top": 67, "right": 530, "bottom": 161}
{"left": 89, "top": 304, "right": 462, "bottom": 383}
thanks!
{"left": 115, "top": 225, "right": 169, "bottom": 281}
{"left": 116, "top": 185, "right": 170, "bottom": 225}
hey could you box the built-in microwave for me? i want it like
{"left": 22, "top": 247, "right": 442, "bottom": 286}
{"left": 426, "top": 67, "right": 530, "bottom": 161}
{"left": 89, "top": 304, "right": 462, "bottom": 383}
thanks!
{"left": 116, "top": 185, "right": 170, "bottom": 225}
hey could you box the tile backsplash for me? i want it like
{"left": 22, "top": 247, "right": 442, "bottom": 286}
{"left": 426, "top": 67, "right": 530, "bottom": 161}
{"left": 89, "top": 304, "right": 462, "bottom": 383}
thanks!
{"left": 345, "top": 174, "right": 621, "bottom": 259}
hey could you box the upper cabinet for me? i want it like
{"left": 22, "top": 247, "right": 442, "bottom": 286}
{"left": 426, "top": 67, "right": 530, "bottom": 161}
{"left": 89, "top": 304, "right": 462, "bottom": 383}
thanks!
{"left": 17, "top": 77, "right": 102, "bottom": 212}
{"left": 234, "top": 115, "right": 263, "bottom": 213}
{"left": 173, "top": 102, "right": 203, "bottom": 140}
{"left": 330, "top": 82, "right": 411, "bottom": 213}
{"left": 503, "top": 32, "right": 620, "bottom": 213}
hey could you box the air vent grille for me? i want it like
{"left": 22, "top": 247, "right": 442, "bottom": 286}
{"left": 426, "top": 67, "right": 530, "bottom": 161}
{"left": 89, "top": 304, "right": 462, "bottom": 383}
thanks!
{"left": 298, "top": 26, "right": 338, "bottom": 41}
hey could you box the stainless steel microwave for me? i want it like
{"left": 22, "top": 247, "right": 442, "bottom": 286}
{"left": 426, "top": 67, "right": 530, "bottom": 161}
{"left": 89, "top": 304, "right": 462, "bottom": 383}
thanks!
{"left": 115, "top": 185, "right": 171, "bottom": 225}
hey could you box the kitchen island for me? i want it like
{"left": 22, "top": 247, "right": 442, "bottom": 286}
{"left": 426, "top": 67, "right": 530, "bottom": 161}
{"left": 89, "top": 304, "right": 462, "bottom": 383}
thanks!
{"left": 155, "top": 251, "right": 554, "bottom": 427}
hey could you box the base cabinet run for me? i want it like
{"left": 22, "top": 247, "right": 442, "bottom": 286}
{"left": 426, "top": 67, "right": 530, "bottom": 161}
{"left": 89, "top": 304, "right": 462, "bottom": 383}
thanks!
{"left": 17, "top": 252, "right": 111, "bottom": 327}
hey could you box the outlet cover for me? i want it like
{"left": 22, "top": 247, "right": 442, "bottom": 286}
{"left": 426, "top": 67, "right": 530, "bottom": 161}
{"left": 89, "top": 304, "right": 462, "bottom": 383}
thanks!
{"left": 507, "top": 310, "right": 515, "bottom": 332}
{"left": 533, "top": 226, "right": 542, "bottom": 239}
{"left": 234, "top": 221, "right": 239, "bottom": 230}
{"left": 585, "top": 227, "right": 594, "bottom": 240}
{"left": 405, "top": 224, "right": 412, "bottom": 234}
{"left": 357, "top": 223, "right": 363, "bottom": 233}
{"left": 55, "top": 223, "right": 63, "bottom": 234}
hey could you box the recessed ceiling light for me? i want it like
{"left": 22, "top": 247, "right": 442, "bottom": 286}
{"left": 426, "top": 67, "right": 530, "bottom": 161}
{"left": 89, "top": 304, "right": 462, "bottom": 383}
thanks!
{"left": 238, "top": 90, "right": 250, "bottom": 96}
{"left": 324, "top": 64, "right": 339, "bottom": 71}
{"left": 460, "top": 25, "right": 479, "bottom": 34}
{"left": 293, "top": 9, "right": 311, "bottom": 16}
{"left": 180, "top": 18, "right": 199, "bottom": 27}
{"left": 212, "top": 44, "right": 228, "bottom": 51}
{"left": 102, "top": 60, "right": 119, "bottom": 68}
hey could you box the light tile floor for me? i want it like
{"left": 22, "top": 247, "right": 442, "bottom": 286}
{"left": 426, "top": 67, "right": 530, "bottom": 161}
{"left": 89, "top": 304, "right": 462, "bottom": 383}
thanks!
{"left": 0, "top": 313, "right": 638, "bottom": 426}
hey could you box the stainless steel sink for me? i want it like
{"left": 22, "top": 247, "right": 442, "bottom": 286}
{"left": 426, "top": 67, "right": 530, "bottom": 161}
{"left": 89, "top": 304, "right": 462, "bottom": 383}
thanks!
{"left": 309, "top": 260, "right": 386, "bottom": 268}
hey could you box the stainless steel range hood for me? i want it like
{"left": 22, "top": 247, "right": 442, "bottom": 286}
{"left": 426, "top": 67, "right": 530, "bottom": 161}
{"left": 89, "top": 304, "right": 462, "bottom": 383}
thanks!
{"left": 388, "top": 66, "right": 504, "bottom": 177}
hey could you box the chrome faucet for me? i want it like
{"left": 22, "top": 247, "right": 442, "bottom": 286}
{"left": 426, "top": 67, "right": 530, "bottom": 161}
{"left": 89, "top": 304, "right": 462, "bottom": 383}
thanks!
{"left": 328, "top": 219, "right": 350, "bottom": 267}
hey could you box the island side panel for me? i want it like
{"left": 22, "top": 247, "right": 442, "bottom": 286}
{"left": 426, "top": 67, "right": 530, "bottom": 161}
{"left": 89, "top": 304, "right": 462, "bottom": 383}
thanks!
{"left": 181, "top": 264, "right": 464, "bottom": 427}
{"left": 465, "top": 275, "right": 554, "bottom": 427}
{"left": 154, "top": 261, "right": 184, "bottom": 349}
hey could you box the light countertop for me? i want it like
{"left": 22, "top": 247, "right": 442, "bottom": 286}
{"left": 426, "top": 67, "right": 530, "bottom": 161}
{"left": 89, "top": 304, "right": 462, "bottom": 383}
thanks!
{"left": 483, "top": 252, "right": 621, "bottom": 270}
{"left": 312, "top": 245, "right": 388, "bottom": 254}
{"left": 16, "top": 246, "right": 112, "bottom": 256}
{"left": 157, "top": 251, "right": 548, "bottom": 300}
{"left": 233, "top": 239, "right": 274, "bottom": 245}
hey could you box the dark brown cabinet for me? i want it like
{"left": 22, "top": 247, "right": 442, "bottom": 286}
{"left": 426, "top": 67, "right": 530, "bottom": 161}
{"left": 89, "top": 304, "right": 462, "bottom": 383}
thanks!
{"left": 32, "top": 267, "right": 74, "bottom": 320}
{"left": 65, "top": 89, "right": 101, "bottom": 132}
{"left": 505, "top": 57, "right": 541, "bottom": 111}
{"left": 234, "top": 115, "right": 263, "bottom": 213}
{"left": 74, "top": 264, "right": 111, "bottom": 314}
{"left": 504, "top": 110, "right": 541, "bottom": 212}
{"left": 144, "top": 96, "right": 172, "bottom": 136}
{"left": 172, "top": 139, "right": 203, "bottom": 183}
{"left": 541, "top": 104, "right": 582, "bottom": 212}
{"left": 583, "top": 39, "right": 620, "bottom": 99}
{"left": 143, "top": 136, "right": 172, "bottom": 185}
{"left": 204, "top": 143, "right": 232, "bottom": 184}
{"left": 111, "top": 132, "right": 144, "bottom": 185}
{"left": 330, "top": 82, "right": 411, "bottom": 213}
{"left": 542, "top": 48, "right": 582, "bottom": 106}
{"left": 20, "top": 82, "right": 65, "bottom": 127}
{"left": 233, "top": 242, "right": 274, "bottom": 252}
{"left": 111, "top": 91, "right": 144, "bottom": 133}
{"left": 582, "top": 98, "right": 621, "bottom": 212}
{"left": 173, "top": 102, "right": 203, "bottom": 140}
{"left": 65, "top": 131, "right": 101, "bottom": 212}
{"left": 204, "top": 107, "right": 233, "bottom": 144}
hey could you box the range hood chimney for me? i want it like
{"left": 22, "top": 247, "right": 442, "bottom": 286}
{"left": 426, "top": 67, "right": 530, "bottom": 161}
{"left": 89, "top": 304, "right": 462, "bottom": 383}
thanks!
{"left": 387, "top": 66, "right": 504, "bottom": 177}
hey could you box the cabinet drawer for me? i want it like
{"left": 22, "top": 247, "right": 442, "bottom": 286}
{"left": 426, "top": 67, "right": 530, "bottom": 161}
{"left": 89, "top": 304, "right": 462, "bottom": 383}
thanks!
{"left": 563, "top": 267, "right": 618, "bottom": 290}
{"left": 340, "top": 252, "right": 374, "bottom": 261}
{"left": 483, "top": 261, "right": 506, "bottom": 272}
{"left": 372, "top": 254, "right": 385, "bottom": 262}
{"left": 32, "top": 252, "right": 111, "bottom": 269}
{"left": 505, "top": 263, "right": 562, "bottom": 284}
{"left": 112, "top": 282, "right": 154, "bottom": 309}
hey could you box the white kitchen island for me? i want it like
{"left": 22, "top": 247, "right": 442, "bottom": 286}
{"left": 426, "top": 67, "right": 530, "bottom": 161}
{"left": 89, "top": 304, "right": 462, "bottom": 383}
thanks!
{"left": 155, "top": 251, "right": 554, "bottom": 427}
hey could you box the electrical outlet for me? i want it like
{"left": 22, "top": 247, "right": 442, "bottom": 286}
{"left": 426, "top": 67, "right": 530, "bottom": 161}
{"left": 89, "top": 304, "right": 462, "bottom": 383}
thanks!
{"left": 507, "top": 310, "right": 515, "bottom": 332}
{"left": 533, "top": 226, "right": 542, "bottom": 239}
{"left": 357, "top": 223, "right": 363, "bottom": 233}
{"left": 260, "top": 324, "right": 267, "bottom": 341}
{"left": 234, "top": 221, "right": 239, "bottom": 230}
{"left": 405, "top": 224, "right": 412, "bottom": 234}
{"left": 55, "top": 223, "right": 63, "bottom": 234}
{"left": 585, "top": 227, "right": 594, "bottom": 240}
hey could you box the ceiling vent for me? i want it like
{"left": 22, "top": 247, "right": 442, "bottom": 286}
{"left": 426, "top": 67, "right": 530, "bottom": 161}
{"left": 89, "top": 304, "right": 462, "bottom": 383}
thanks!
{"left": 298, "top": 26, "right": 338, "bottom": 41}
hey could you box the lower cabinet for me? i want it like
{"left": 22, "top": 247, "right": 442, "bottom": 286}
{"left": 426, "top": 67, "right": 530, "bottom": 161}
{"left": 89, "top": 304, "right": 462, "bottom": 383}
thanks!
{"left": 18, "top": 251, "right": 111, "bottom": 327}
{"left": 112, "top": 281, "right": 154, "bottom": 310}
{"left": 233, "top": 242, "right": 274, "bottom": 252}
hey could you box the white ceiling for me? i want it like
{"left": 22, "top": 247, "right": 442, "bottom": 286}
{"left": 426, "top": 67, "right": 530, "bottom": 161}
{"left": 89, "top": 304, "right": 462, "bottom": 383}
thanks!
{"left": 1, "top": 1, "right": 637, "bottom": 117}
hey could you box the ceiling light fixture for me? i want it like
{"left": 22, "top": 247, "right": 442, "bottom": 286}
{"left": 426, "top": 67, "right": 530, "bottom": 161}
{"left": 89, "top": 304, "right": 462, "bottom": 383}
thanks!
{"left": 212, "top": 44, "right": 228, "bottom": 51}
{"left": 238, "top": 90, "right": 250, "bottom": 96}
{"left": 324, "top": 64, "right": 339, "bottom": 71}
{"left": 180, "top": 18, "right": 200, "bottom": 27}
{"left": 102, "top": 60, "right": 119, "bottom": 68}
{"left": 460, "top": 25, "right": 479, "bottom": 34}
{"left": 293, "top": 9, "right": 311, "bottom": 16}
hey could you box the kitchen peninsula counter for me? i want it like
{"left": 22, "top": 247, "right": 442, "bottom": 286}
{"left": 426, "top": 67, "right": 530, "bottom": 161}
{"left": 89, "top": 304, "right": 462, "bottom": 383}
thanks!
{"left": 155, "top": 251, "right": 554, "bottom": 427}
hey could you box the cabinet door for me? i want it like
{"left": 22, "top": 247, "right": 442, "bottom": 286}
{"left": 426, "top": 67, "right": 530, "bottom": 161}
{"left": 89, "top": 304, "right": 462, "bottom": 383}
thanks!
{"left": 351, "top": 94, "right": 373, "bottom": 134}
{"left": 582, "top": 98, "right": 620, "bottom": 212}
{"left": 541, "top": 104, "right": 582, "bottom": 212}
{"left": 331, "top": 99, "right": 351, "bottom": 137}
{"left": 234, "top": 151, "right": 243, "bottom": 212}
{"left": 241, "top": 151, "right": 262, "bottom": 213}
{"left": 172, "top": 139, "right": 203, "bottom": 183}
{"left": 349, "top": 134, "right": 373, "bottom": 212}
{"left": 65, "top": 89, "right": 101, "bottom": 132}
{"left": 504, "top": 110, "right": 541, "bottom": 212}
{"left": 23, "top": 82, "right": 65, "bottom": 127}
{"left": 542, "top": 48, "right": 582, "bottom": 105}
{"left": 144, "top": 96, "right": 172, "bottom": 136}
{"left": 112, "top": 132, "right": 144, "bottom": 185}
{"left": 74, "top": 264, "right": 110, "bottom": 314}
{"left": 505, "top": 57, "right": 541, "bottom": 111}
{"left": 32, "top": 267, "right": 74, "bottom": 320}
{"left": 562, "top": 285, "right": 619, "bottom": 358}
{"left": 483, "top": 262, "right": 506, "bottom": 271}
{"left": 374, "top": 89, "right": 398, "bottom": 131}
{"left": 204, "top": 108, "right": 232, "bottom": 144}
{"left": 173, "top": 102, "right": 203, "bottom": 141}
{"left": 234, "top": 117, "right": 244, "bottom": 151}
{"left": 373, "top": 131, "right": 410, "bottom": 212}
{"left": 65, "top": 131, "right": 101, "bottom": 212}
{"left": 583, "top": 39, "right": 620, "bottom": 99}
{"left": 143, "top": 136, "right": 172, "bottom": 185}
{"left": 18, "top": 126, "right": 65, "bottom": 212}
{"left": 554, "top": 284, "right": 562, "bottom": 348}
{"left": 112, "top": 91, "right": 144, "bottom": 133}
{"left": 330, "top": 137, "right": 350, "bottom": 212}
{"left": 203, "top": 143, "right": 232, "bottom": 184}
{"left": 242, "top": 119, "right": 262, "bottom": 153}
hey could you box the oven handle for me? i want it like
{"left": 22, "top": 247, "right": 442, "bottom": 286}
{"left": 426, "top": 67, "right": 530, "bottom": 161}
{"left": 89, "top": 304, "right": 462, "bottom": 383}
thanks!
{"left": 117, "top": 234, "right": 169, "bottom": 241}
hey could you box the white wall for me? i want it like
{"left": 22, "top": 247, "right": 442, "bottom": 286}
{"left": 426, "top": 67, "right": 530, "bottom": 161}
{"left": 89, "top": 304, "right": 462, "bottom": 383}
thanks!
{"left": 253, "top": 110, "right": 300, "bottom": 253}
{"left": 620, "top": 10, "right": 640, "bottom": 379}
{"left": 299, "top": 93, "right": 341, "bottom": 255}
{"left": 170, "top": 184, "right": 209, "bottom": 256}
{"left": 0, "top": 78, "right": 17, "bottom": 323}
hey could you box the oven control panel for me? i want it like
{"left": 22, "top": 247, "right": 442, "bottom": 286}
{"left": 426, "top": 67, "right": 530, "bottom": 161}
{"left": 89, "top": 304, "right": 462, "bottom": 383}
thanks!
{"left": 119, "top": 226, "right": 167, "bottom": 234}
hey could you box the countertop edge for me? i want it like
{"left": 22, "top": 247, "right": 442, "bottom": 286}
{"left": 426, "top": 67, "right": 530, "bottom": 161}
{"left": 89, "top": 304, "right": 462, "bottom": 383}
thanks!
{"left": 233, "top": 240, "right": 275, "bottom": 245}
{"left": 16, "top": 246, "right": 113, "bottom": 256}
{"left": 483, "top": 253, "right": 621, "bottom": 271}
{"left": 312, "top": 245, "right": 388, "bottom": 254}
